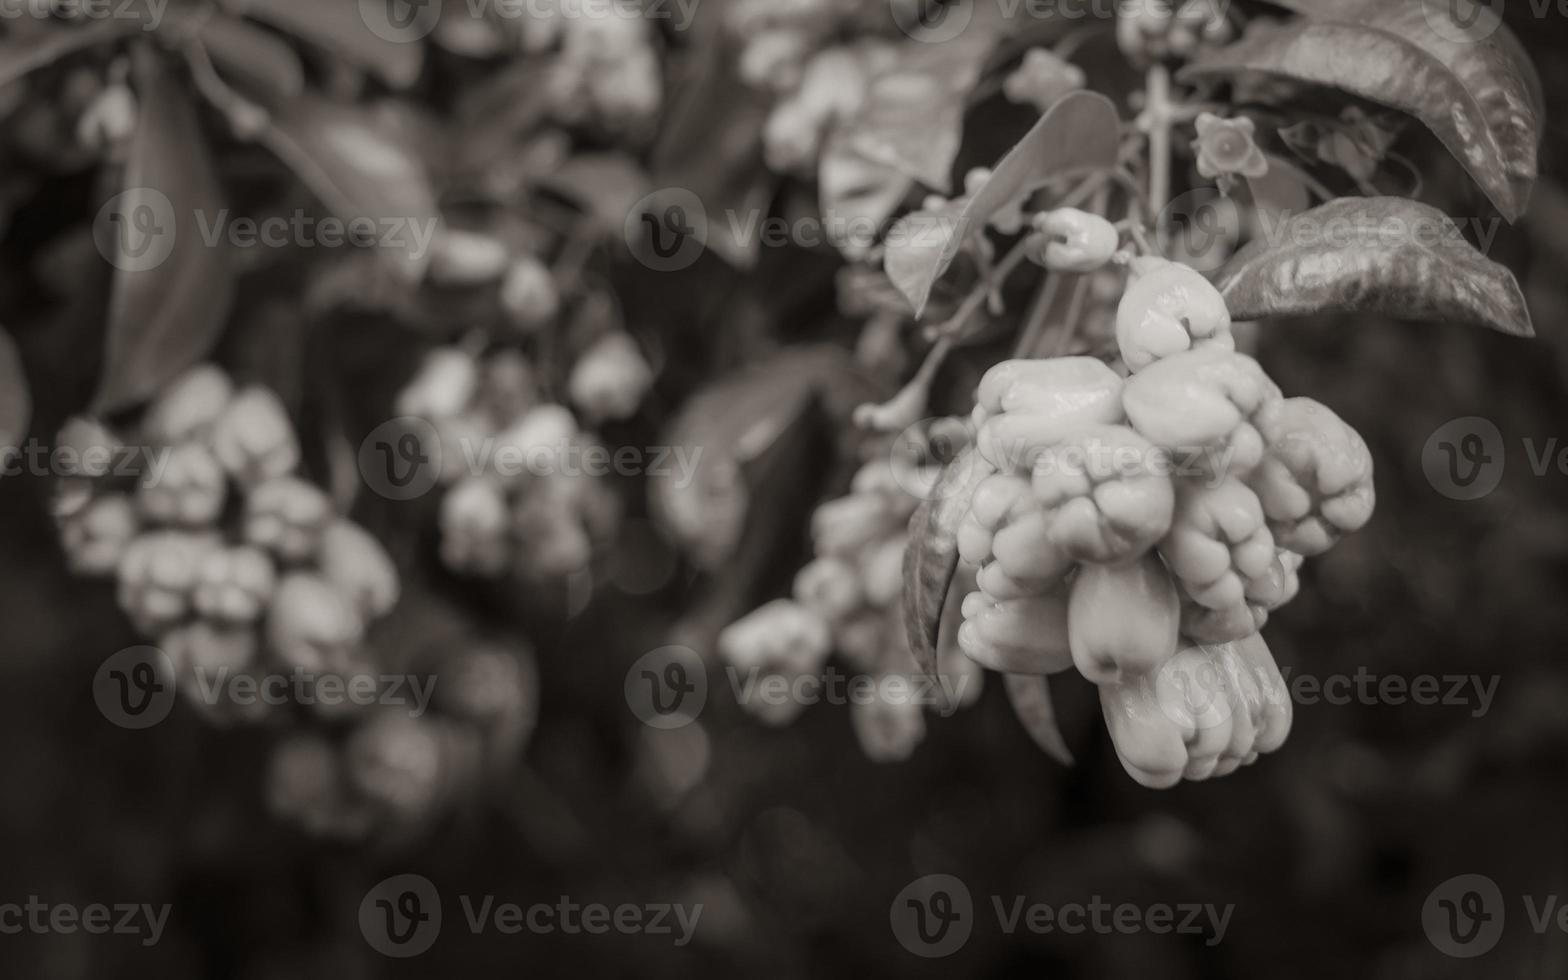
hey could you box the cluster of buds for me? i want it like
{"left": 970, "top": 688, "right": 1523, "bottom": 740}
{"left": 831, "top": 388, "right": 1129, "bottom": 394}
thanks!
{"left": 53, "top": 365, "right": 401, "bottom": 727}
{"left": 395, "top": 344, "right": 629, "bottom": 581}
{"left": 539, "top": 9, "right": 663, "bottom": 132}
{"left": 954, "top": 256, "right": 1374, "bottom": 786}
{"left": 265, "top": 643, "right": 538, "bottom": 841}
{"left": 424, "top": 231, "right": 562, "bottom": 335}
{"left": 760, "top": 41, "right": 891, "bottom": 176}
{"left": 728, "top": 0, "right": 873, "bottom": 95}
{"left": 720, "top": 446, "right": 982, "bottom": 762}
{"left": 1115, "top": 0, "right": 1233, "bottom": 64}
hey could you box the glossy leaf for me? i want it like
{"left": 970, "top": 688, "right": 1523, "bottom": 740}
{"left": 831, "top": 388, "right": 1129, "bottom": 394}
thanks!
{"left": 902, "top": 447, "right": 994, "bottom": 678}
{"left": 198, "top": 13, "right": 306, "bottom": 104}
{"left": 94, "top": 48, "right": 235, "bottom": 414}
{"left": 261, "top": 94, "right": 440, "bottom": 280}
{"left": 0, "top": 326, "right": 29, "bottom": 454}
{"left": 1183, "top": 16, "right": 1535, "bottom": 220}
{"left": 1003, "top": 673, "right": 1074, "bottom": 766}
{"left": 1217, "top": 197, "right": 1533, "bottom": 336}
{"left": 228, "top": 0, "right": 424, "bottom": 88}
{"left": 885, "top": 91, "right": 1121, "bottom": 316}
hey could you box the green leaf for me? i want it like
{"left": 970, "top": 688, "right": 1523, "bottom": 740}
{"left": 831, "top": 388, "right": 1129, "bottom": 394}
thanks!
{"left": 94, "top": 46, "right": 235, "bottom": 414}
{"left": 884, "top": 90, "right": 1121, "bottom": 316}
{"left": 1183, "top": 15, "right": 1536, "bottom": 220}
{"left": 227, "top": 0, "right": 425, "bottom": 89}
{"left": 902, "top": 447, "right": 994, "bottom": 678}
{"left": 198, "top": 13, "right": 306, "bottom": 104}
{"left": 1216, "top": 197, "right": 1533, "bottom": 336}
{"left": 0, "top": 326, "right": 29, "bottom": 455}
{"left": 260, "top": 94, "right": 440, "bottom": 280}
{"left": 1004, "top": 673, "right": 1074, "bottom": 766}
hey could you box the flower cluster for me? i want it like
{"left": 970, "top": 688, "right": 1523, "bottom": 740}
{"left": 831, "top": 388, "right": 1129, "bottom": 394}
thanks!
{"left": 396, "top": 343, "right": 633, "bottom": 581}
{"left": 538, "top": 8, "right": 663, "bottom": 132}
{"left": 955, "top": 257, "right": 1375, "bottom": 786}
{"left": 53, "top": 365, "right": 401, "bottom": 726}
{"left": 1115, "top": 0, "right": 1233, "bottom": 64}
{"left": 719, "top": 445, "right": 982, "bottom": 762}
{"left": 265, "top": 644, "right": 538, "bottom": 841}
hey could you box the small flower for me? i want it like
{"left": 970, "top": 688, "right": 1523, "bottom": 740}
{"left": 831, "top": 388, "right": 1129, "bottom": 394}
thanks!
{"left": 1002, "top": 48, "right": 1085, "bottom": 114}
{"left": 75, "top": 83, "right": 137, "bottom": 151}
{"left": 136, "top": 442, "right": 227, "bottom": 527}
{"left": 568, "top": 332, "right": 653, "bottom": 422}
{"left": 317, "top": 520, "right": 400, "bottom": 620}
{"left": 850, "top": 695, "right": 926, "bottom": 763}
{"left": 266, "top": 573, "right": 364, "bottom": 672}
{"left": 737, "top": 29, "right": 810, "bottom": 92}
{"left": 810, "top": 492, "right": 899, "bottom": 559}
{"left": 210, "top": 386, "right": 299, "bottom": 485}
{"left": 192, "top": 545, "right": 277, "bottom": 623}
{"left": 142, "top": 364, "right": 233, "bottom": 446}
{"left": 499, "top": 257, "right": 560, "bottom": 332}
{"left": 396, "top": 348, "right": 479, "bottom": 421}
{"left": 244, "top": 476, "right": 333, "bottom": 563}
{"left": 719, "top": 599, "right": 833, "bottom": 726}
{"left": 344, "top": 714, "right": 448, "bottom": 824}
{"left": 490, "top": 404, "right": 577, "bottom": 484}
{"left": 792, "top": 557, "right": 863, "bottom": 623}
{"left": 59, "top": 493, "right": 139, "bottom": 576}
{"left": 763, "top": 98, "right": 824, "bottom": 175}
{"left": 440, "top": 476, "right": 511, "bottom": 575}
{"left": 1193, "top": 113, "right": 1269, "bottom": 181}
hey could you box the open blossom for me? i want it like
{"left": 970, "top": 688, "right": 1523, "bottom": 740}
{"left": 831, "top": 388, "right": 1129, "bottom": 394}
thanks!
{"left": 210, "top": 387, "right": 299, "bottom": 485}
{"left": 1193, "top": 113, "right": 1269, "bottom": 181}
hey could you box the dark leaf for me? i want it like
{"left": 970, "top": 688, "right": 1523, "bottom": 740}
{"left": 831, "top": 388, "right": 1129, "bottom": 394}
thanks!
{"left": 198, "top": 13, "right": 306, "bottom": 104}
{"left": 0, "top": 326, "right": 29, "bottom": 453}
{"left": 650, "top": 345, "right": 883, "bottom": 571}
{"left": 0, "top": 19, "right": 137, "bottom": 90}
{"left": 1004, "top": 673, "right": 1074, "bottom": 766}
{"left": 535, "top": 154, "right": 652, "bottom": 237}
{"left": 228, "top": 0, "right": 425, "bottom": 88}
{"left": 261, "top": 93, "right": 440, "bottom": 280}
{"left": 1217, "top": 197, "right": 1532, "bottom": 336}
{"left": 94, "top": 47, "right": 235, "bottom": 414}
{"left": 1183, "top": 16, "right": 1535, "bottom": 220}
{"left": 885, "top": 91, "right": 1121, "bottom": 316}
{"left": 902, "top": 447, "right": 994, "bottom": 678}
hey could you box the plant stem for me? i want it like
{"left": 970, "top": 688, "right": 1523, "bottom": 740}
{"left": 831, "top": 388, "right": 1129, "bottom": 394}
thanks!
{"left": 1145, "top": 63, "right": 1173, "bottom": 234}
{"left": 1012, "top": 273, "right": 1062, "bottom": 358}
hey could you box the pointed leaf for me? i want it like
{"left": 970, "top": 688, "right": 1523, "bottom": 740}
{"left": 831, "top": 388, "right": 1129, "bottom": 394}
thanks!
{"left": 198, "top": 13, "right": 306, "bottom": 103}
{"left": 1218, "top": 197, "right": 1532, "bottom": 336}
{"left": 885, "top": 90, "right": 1121, "bottom": 316}
{"left": 1004, "top": 672, "right": 1074, "bottom": 765}
{"left": 0, "top": 326, "right": 29, "bottom": 455}
{"left": 902, "top": 447, "right": 994, "bottom": 677}
{"left": 261, "top": 94, "right": 441, "bottom": 280}
{"left": 227, "top": 0, "right": 425, "bottom": 88}
{"left": 94, "top": 48, "right": 235, "bottom": 414}
{"left": 1182, "top": 17, "right": 1533, "bottom": 220}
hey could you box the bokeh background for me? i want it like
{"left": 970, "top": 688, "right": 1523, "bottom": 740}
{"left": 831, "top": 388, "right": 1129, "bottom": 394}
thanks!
{"left": 2, "top": 0, "right": 1567, "bottom": 977}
